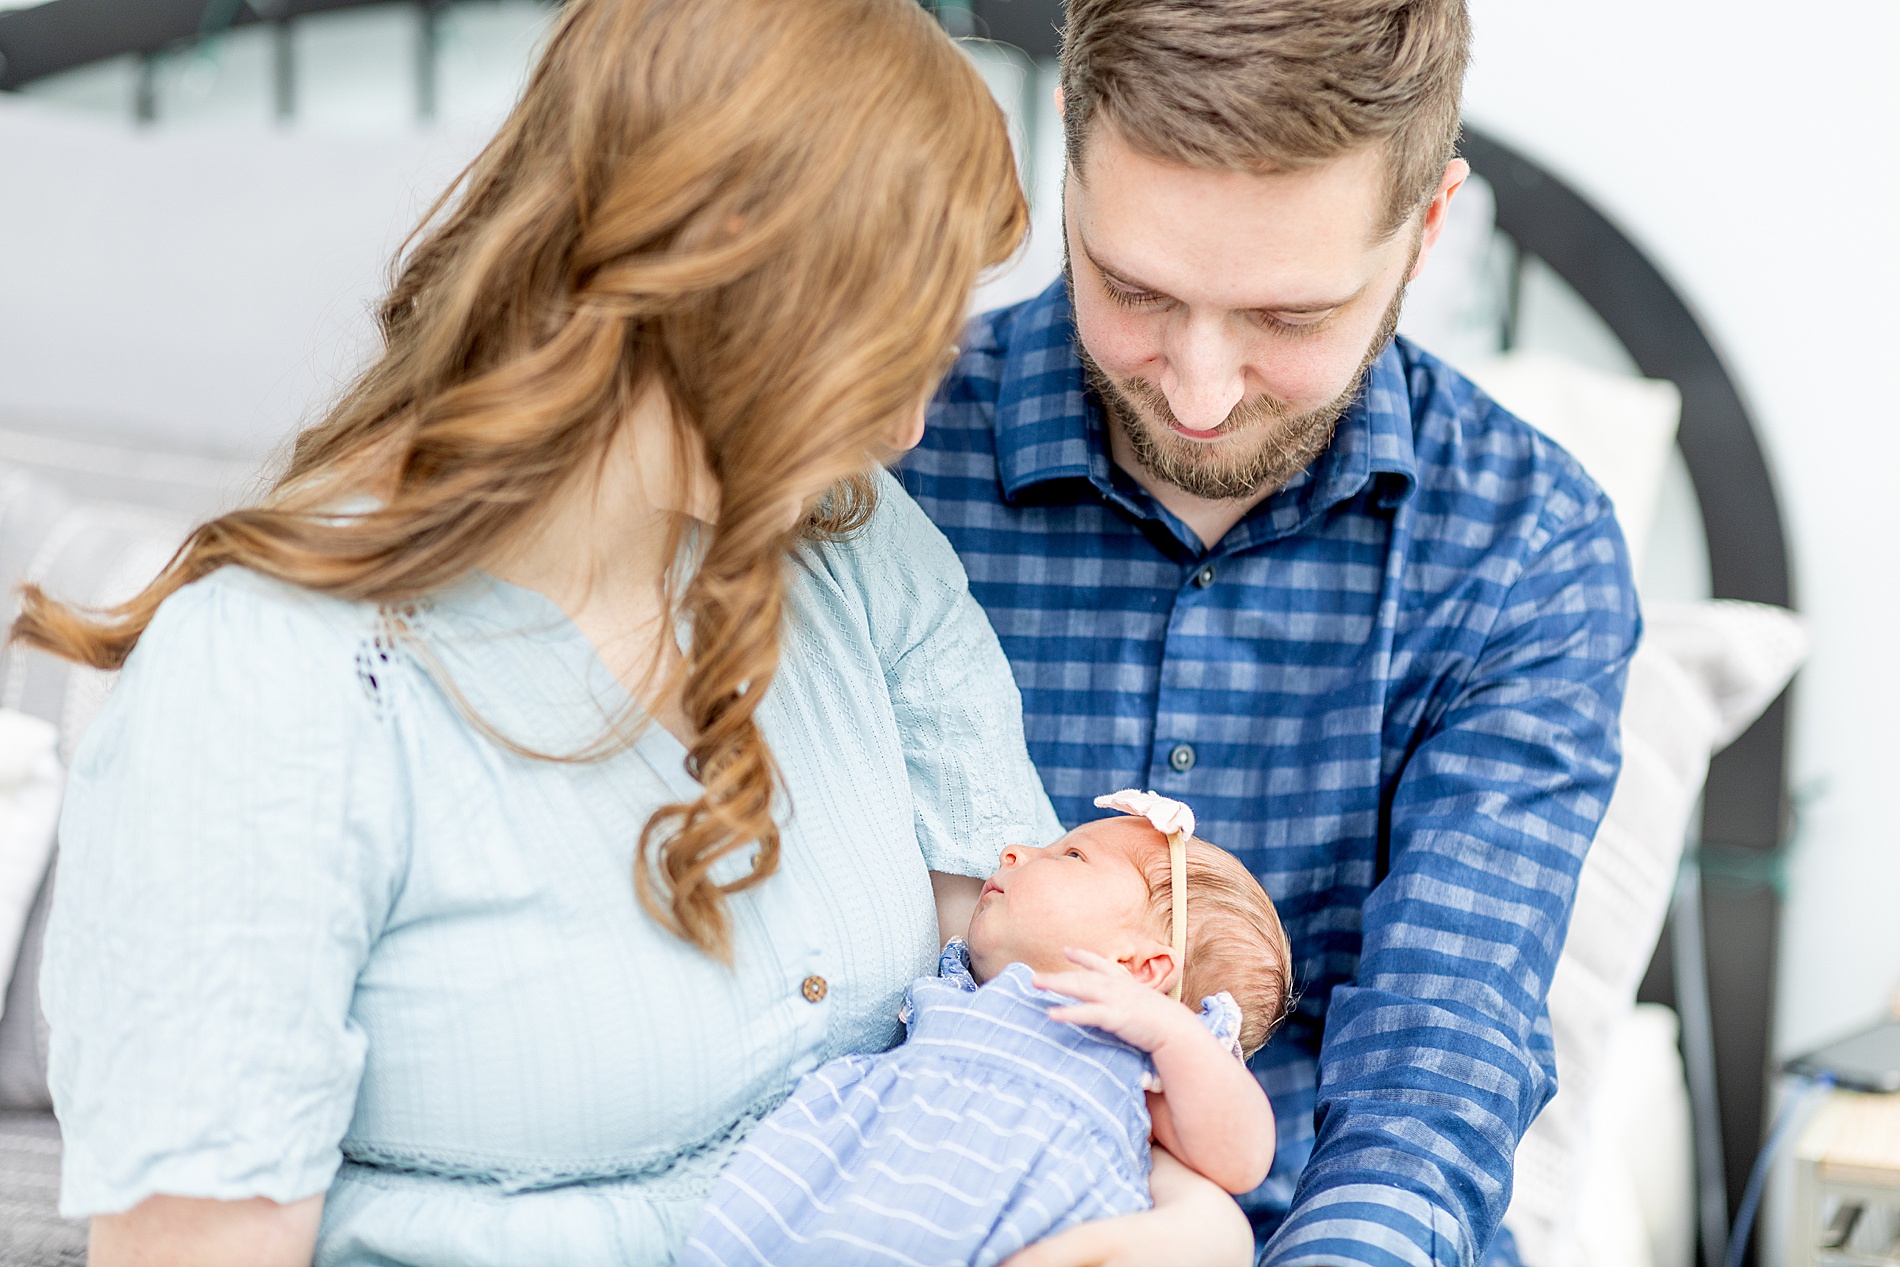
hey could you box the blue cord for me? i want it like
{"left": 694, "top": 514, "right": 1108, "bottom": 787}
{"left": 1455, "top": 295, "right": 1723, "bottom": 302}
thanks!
{"left": 1722, "top": 1072, "right": 1836, "bottom": 1267}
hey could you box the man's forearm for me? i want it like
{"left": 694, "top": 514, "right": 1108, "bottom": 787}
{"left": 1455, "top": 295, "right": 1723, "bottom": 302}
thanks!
{"left": 1260, "top": 492, "right": 1638, "bottom": 1266}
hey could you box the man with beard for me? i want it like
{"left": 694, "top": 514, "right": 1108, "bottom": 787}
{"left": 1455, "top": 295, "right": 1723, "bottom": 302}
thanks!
{"left": 898, "top": 2, "right": 1640, "bottom": 1266}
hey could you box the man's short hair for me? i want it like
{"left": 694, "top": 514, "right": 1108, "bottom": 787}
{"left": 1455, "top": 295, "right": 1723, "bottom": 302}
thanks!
{"left": 1059, "top": 0, "right": 1472, "bottom": 238}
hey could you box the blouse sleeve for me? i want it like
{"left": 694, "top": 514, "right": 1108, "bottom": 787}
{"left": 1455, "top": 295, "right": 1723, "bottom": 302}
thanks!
{"left": 43, "top": 569, "right": 406, "bottom": 1217}
{"left": 821, "top": 469, "right": 1062, "bottom": 877}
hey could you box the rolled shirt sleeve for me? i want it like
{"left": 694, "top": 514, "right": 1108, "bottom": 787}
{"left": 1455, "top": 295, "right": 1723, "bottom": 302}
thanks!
{"left": 44, "top": 569, "right": 406, "bottom": 1217}
{"left": 1262, "top": 487, "right": 1640, "bottom": 1266}
{"left": 819, "top": 470, "right": 1063, "bottom": 879}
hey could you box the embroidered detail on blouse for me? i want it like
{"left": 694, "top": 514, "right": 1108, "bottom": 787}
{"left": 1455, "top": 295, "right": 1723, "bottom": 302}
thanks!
{"left": 353, "top": 639, "right": 394, "bottom": 712}
{"left": 354, "top": 603, "right": 422, "bottom": 715}
{"left": 340, "top": 1102, "right": 772, "bottom": 1197}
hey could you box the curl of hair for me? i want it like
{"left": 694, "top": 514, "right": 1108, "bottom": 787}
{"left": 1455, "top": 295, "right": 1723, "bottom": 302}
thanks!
{"left": 11, "top": 0, "right": 1027, "bottom": 961}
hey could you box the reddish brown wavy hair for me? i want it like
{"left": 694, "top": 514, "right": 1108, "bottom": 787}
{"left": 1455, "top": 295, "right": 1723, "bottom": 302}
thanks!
{"left": 10, "top": 0, "right": 1027, "bottom": 959}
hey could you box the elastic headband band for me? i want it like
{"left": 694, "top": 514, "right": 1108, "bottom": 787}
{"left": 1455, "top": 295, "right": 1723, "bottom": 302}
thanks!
{"left": 1166, "top": 828, "right": 1187, "bottom": 1003}
{"left": 1092, "top": 789, "right": 1195, "bottom": 1003}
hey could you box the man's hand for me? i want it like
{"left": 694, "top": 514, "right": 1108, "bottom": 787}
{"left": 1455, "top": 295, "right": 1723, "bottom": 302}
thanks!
{"left": 1033, "top": 947, "right": 1200, "bottom": 1055}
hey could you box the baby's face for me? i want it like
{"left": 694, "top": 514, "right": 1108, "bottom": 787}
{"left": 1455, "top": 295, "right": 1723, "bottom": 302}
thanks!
{"left": 965, "top": 817, "right": 1161, "bottom": 983}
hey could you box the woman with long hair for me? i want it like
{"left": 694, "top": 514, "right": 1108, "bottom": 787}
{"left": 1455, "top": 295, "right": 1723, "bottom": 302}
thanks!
{"left": 20, "top": 0, "right": 1255, "bottom": 1264}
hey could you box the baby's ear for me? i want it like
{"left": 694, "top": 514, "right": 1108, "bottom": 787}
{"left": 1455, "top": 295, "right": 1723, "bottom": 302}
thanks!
{"left": 1123, "top": 940, "right": 1180, "bottom": 994}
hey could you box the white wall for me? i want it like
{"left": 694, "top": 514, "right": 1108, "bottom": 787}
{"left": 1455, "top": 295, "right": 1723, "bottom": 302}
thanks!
{"left": 0, "top": 99, "right": 486, "bottom": 458}
{"left": 0, "top": 1, "right": 551, "bottom": 463}
{"left": 1461, "top": 2, "right": 1900, "bottom": 1064}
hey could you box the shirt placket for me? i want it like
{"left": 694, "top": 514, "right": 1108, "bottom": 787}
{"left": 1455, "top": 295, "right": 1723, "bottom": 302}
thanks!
{"left": 726, "top": 851, "right": 834, "bottom": 1086}
{"left": 1147, "top": 546, "right": 1238, "bottom": 794}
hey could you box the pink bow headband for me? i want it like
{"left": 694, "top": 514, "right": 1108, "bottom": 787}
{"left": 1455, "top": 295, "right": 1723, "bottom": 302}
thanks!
{"left": 1094, "top": 790, "right": 1194, "bottom": 1002}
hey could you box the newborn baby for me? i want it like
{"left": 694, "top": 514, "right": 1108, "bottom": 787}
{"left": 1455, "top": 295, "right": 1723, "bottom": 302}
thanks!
{"left": 679, "top": 790, "right": 1293, "bottom": 1267}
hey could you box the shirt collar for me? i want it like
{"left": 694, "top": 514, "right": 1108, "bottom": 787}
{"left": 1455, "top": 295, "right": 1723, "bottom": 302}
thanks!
{"left": 994, "top": 282, "right": 1100, "bottom": 498}
{"left": 992, "top": 280, "right": 1418, "bottom": 542}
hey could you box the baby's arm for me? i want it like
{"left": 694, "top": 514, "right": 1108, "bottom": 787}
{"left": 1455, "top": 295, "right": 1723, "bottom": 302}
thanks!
{"left": 1144, "top": 1038, "right": 1274, "bottom": 1194}
{"left": 1034, "top": 949, "right": 1274, "bottom": 1194}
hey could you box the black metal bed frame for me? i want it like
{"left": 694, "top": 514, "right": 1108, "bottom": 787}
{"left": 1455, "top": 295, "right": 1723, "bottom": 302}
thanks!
{"left": 0, "top": 2, "right": 1797, "bottom": 1263}
{"left": 1458, "top": 131, "right": 1794, "bottom": 1267}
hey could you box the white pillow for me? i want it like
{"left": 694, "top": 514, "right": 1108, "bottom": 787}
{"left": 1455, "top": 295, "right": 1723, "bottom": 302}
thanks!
{"left": 0, "top": 466, "right": 194, "bottom": 1108}
{"left": 0, "top": 709, "right": 60, "bottom": 1025}
{"left": 1582, "top": 1005, "right": 1696, "bottom": 1267}
{"left": 1462, "top": 351, "right": 1682, "bottom": 569}
{"left": 1502, "top": 600, "right": 1808, "bottom": 1267}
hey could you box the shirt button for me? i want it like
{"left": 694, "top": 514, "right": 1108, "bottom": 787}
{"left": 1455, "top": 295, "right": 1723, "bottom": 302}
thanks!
{"left": 1194, "top": 566, "right": 1216, "bottom": 588}
{"left": 801, "top": 975, "right": 828, "bottom": 1003}
{"left": 1168, "top": 743, "right": 1196, "bottom": 773}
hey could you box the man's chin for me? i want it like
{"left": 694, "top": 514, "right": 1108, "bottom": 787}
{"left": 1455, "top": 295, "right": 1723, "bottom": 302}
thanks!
{"left": 1145, "top": 442, "right": 1272, "bottom": 492}
{"left": 1120, "top": 408, "right": 1339, "bottom": 502}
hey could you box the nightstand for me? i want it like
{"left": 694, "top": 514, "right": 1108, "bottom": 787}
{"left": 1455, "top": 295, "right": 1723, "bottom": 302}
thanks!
{"left": 1793, "top": 1091, "right": 1900, "bottom": 1265}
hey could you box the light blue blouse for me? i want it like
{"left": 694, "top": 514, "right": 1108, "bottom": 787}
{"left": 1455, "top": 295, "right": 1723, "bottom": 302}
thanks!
{"left": 43, "top": 471, "right": 1062, "bottom": 1266}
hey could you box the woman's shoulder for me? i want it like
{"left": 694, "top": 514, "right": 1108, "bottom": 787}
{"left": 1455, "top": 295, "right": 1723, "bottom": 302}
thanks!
{"left": 111, "top": 566, "right": 399, "bottom": 739}
{"left": 792, "top": 468, "right": 980, "bottom": 661}
{"left": 805, "top": 468, "right": 971, "bottom": 602}
{"left": 138, "top": 565, "right": 385, "bottom": 667}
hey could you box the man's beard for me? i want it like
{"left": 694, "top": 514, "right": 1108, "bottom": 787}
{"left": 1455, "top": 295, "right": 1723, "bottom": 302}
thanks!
{"left": 1081, "top": 284, "right": 1406, "bottom": 503}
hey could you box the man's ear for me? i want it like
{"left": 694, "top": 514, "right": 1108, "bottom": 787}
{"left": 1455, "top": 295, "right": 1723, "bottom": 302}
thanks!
{"left": 1409, "top": 157, "right": 1471, "bottom": 283}
{"left": 1122, "top": 939, "right": 1180, "bottom": 994}
{"left": 1053, "top": 86, "right": 1065, "bottom": 118}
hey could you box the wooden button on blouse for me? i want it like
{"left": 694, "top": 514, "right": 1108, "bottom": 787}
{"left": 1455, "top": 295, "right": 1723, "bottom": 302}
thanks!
{"left": 801, "top": 975, "right": 828, "bottom": 1003}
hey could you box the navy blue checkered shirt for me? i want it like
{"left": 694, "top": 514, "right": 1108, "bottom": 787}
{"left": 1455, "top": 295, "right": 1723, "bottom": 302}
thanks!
{"left": 898, "top": 281, "right": 1640, "bottom": 1266}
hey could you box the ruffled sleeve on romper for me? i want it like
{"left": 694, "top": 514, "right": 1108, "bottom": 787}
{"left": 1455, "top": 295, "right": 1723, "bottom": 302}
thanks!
{"left": 1140, "top": 992, "right": 1247, "bottom": 1093}
{"left": 43, "top": 568, "right": 406, "bottom": 1217}
{"left": 819, "top": 470, "right": 1063, "bottom": 878}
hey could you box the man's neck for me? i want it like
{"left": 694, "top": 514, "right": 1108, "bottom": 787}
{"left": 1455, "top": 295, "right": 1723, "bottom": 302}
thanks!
{"left": 1104, "top": 422, "right": 1276, "bottom": 551}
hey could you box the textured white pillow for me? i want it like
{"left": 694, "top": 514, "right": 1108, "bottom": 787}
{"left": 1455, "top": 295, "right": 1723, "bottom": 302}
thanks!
{"left": 1462, "top": 351, "right": 1683, "bottom": 568}
{"left": 1502, "top": 601, "right": 1808, "bottom": 1267}
{"left": 0, "top": 709, "right": 60, "bottom": 1025}
{"left": 1585, "top": 1005, "right": 1696, "bottom": 1267}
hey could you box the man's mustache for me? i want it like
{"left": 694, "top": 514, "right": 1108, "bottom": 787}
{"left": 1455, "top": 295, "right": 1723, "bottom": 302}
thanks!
{"left": 1118, "top": 378, "right": 1294, "bottom": 436}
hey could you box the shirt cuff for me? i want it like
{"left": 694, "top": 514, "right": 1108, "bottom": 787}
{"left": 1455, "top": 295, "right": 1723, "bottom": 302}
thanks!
{"left": 1258, "top": 1182, "right": 1473, "bottom": 1267}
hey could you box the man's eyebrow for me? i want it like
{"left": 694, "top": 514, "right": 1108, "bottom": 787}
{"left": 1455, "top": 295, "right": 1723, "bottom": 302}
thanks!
{"left": 1081, "top": 238, "right": 1178, "bottom": 303}
{"left": 1081, "top": 235, "right": 1369, "bottom": 314}
{"left": 1266, "top": 281, "right": 1371, "bottom": 314}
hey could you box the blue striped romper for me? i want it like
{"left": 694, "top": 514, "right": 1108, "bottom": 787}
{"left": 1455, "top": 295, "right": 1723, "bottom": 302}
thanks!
{"left": 678, "top": 940, "right": 1241, "bottom": 1267}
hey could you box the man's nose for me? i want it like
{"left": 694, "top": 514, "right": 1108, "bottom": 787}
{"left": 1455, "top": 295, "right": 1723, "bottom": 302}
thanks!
{"left": 1157, "top": 312, "right": 1246, "bottom": 433}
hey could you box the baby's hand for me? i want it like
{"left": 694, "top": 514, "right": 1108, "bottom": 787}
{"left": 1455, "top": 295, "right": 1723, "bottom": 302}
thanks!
{"left": 1034, "top": 948, "right": 1202, "bottom": 1056}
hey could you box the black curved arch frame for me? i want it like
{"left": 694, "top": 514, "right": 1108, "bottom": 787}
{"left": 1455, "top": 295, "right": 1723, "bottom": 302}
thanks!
{"left": 0, "top": 0, "right": 405, "bottom": 91}
{"left": 1462, "top": 130, "right": 1793, "bottom": 1266}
